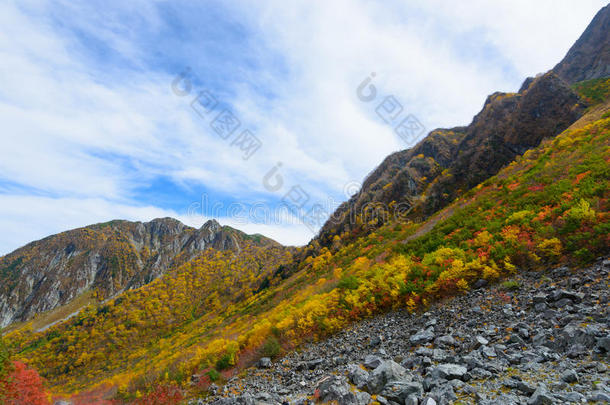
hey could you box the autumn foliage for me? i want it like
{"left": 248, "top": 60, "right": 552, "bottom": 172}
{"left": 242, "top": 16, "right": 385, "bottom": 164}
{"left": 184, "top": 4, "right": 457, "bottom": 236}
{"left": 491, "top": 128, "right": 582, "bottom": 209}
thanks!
{"left": 3, "top": 81, "right": 609, "bottom": 403}
{"left": 0, "top": 361, "right": 50, "bottom": 405}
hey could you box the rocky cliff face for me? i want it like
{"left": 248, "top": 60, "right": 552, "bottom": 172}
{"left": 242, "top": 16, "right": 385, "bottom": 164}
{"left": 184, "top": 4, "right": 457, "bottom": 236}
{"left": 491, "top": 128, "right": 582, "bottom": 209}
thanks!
{"left": 553, "top": 4, "right": 610, "bottom": 84}
{"left": 316, "top": 72, "right": 585, "bottom": 249}
{"left": 0, "top": 218, "right": 278, "bottom": 327}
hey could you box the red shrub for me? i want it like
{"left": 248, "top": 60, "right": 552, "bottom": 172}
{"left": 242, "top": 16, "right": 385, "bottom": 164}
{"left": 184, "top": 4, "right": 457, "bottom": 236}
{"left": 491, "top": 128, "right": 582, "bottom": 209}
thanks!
{"left": 0, "top": 361, "right": 50, "bottom": 405}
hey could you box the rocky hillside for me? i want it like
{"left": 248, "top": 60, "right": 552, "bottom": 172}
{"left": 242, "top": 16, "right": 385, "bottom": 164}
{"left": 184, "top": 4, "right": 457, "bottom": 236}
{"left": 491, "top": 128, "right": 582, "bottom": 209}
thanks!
{"left": 313, "top": 4, "right": 610, "bottom": 251}
{"left": 0, "top": 218, "right": 279, "bottom": 327}
{"left": 207, "top": 259, "right": 609, "bottom": 405}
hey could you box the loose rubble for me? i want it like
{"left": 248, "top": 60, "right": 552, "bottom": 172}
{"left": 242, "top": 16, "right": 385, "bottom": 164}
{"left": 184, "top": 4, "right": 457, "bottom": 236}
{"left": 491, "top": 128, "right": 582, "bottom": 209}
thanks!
{"left": 194, "top": 258, "right": 609, "bottom": 404}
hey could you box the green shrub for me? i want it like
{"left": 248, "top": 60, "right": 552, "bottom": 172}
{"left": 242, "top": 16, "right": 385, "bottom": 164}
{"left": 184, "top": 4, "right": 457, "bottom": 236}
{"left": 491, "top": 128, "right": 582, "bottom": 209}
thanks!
{"left": 501, "top": 281, "right": 520, "bottom": 291}
{"left": 337, "top": 275, "right": 360, "bottom": 290}
{"left": 206, "top": 368, "right": 220, "bottom": 382}
{"left": 215, "top": 354, "right": 232, "bottom": 371}
{"left": 261, "top": 336, "right": 281, "bottom": 358}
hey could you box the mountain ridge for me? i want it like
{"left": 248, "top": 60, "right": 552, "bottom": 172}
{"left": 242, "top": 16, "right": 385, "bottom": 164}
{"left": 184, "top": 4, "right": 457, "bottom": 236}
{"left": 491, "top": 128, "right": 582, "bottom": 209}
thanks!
{"left": 0, "top": 217, "right": 280, "bottom": 328}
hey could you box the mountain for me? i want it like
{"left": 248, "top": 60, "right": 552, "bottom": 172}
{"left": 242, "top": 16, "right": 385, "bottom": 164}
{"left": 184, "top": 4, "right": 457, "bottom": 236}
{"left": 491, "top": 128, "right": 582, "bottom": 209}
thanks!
{"left": 0, "top": 218, "right": 279, "bottom": 328}
{"left": 315, "top": 72, "right": 585, "bottom": 250}
{"left": 553, "top": 4, "right": 610, "bottom": 83}
{"left": 312, "top": 5, "right": 610, "bottom": 252}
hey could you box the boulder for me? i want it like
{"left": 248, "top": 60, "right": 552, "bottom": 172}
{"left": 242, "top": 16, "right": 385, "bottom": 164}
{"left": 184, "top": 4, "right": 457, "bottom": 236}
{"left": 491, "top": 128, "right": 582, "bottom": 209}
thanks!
{"left": 366, "top": 360, "right": 408, "bottom": 393}
{"left": 380, "top": 381, "right": 423, "bottom": 403}
{"left": 429, "top": 364, "right": 468, "bottom": 381}
{"left": 410, "top": 327, "right": 435, "bottom": 345}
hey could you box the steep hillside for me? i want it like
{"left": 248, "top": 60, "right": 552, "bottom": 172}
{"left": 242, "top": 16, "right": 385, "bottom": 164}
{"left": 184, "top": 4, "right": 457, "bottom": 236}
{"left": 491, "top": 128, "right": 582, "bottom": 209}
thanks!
{"left": 313, "top": 4, "right": 610, "bottom": 252}
{"left": 315, "top": 72, "right": 585, "bottom": 253}
{"left": 6, "top": 80, "right": 608, "bottom": 402}
{"left": 0, "top": 218, "right": 279, "bottom": 328}
{"left": 6, "top": 239, "right": 293, "bottom": 396}
{"left": 213, "top": 260, "right": 610, "bottom": 404}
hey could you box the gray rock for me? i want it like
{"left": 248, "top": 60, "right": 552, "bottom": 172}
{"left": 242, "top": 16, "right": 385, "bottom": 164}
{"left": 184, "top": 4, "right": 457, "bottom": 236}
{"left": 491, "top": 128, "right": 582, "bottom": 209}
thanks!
{"left": 474, "top": 335, "right": 489, "bottom": 348}
{"left": 363, "top": 354, "right": 383, "bottom": 369}
{"left": 550, "top": 290, "right": 584, "bottom": 303}
{"left": 480, "top": 345, "right": 496, "bottom": 359}
{"left": 380, "top": 381, "right": 424, "bottom": 403}
{"left": 366, "top": 360, "right": 408, "bottom": 393}
{"left": 410, "top": 327, "right": 435, "bottom": 345}
{"left": 567, "top": 344, "right": 587, "bottom": 358}
{"left": 316, "top": 376, "right": 357, "bottom": 405}
{"left": 258, "top": 357, "right": 272, "bottom": 368}
{"left": 347, "top": 364, "right": 369, "bottom": 389}
{"left": 596, "top": 336, "right": 610, "bottom": 353}
{"left": 432, "top": 349, "right": 449, "bottom": 362}
{"left": 563, "top": 391, "right": 585, "bottom": 402}
{"left": 516, "top": 381, "right": 537, "bottom": 395}
{"left": 355, "top": 391, "right": 372, "bottom": 405}
{"left": 533, "top": 294, "right": 547, "bottom": 304}
{"left": 435, "top": 335, "right": 456, "bottom": 347}
{"left": 429, "top": 363, "right": 468, "bottom": 381}
{"left": 369, "top": 335, "right": 382, "bottom": 347}
{"left": 307, "top": 358, "right": 324, "bottom": 370}
{"left": 405, "top": 395, "right": 419, "bottom": 405}
{"left": 528, "top": 385, "right": 556, "bottom": 405}
{"left": 588, "top": 391, "right": 610, "bottom": 402}
{"left": 430, "top": 384, "right": 457, "bottom": 405}
{"left": 560, "top": 369, "right": 578, "bottom": 383}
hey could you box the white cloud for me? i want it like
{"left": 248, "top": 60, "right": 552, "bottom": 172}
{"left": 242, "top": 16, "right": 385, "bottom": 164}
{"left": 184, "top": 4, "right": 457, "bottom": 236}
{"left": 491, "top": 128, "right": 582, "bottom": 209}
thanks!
{"left": 0, "top": 195, "right": 310, "bottom": 255}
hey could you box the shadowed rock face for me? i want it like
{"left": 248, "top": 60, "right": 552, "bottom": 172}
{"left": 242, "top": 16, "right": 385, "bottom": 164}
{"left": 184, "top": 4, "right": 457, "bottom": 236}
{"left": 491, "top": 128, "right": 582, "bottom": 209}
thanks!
{"left": 553, "top": 4, "right": 610, "bottom": 84}
{"left": 420, "top": 72, "right": 584, "bottom": 216}
{"left": 0, "top": 218, "right": 278, "bottom": 327}
{"left": 316, "top": 72, "right": 585, "bottom": 248}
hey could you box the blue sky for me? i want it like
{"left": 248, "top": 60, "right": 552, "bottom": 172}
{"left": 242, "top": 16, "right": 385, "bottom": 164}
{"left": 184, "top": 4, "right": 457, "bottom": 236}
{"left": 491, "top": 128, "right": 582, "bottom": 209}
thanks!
{"left": 0, "top": 0, "right": 606, "bottom": 254}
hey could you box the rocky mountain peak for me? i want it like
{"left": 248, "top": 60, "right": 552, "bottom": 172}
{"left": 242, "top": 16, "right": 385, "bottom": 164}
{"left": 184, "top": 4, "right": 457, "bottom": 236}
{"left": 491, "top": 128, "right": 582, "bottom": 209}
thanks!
{"left": 0, "top": 218, "right": 276, "bottom": 327}
{"left": 201, "top": 218, "right": 222, "bottom": 231}
{"left": 553, "top": 4, "right": 610, "bottom": 83}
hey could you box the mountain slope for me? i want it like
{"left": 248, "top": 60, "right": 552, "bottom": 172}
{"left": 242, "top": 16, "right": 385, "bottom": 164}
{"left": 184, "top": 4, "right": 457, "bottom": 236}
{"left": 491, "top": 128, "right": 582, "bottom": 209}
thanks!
{"left": 1, "top": 6, "right": 609, "bottom": 403}
{"left": 0, "top": 218, "right": 279, "bottom": 328}
{"left": 316, "top": 71, "right": 585, "bottom": 251}
{"left": 314, "top": 5, "right": 610, "bottom": 252}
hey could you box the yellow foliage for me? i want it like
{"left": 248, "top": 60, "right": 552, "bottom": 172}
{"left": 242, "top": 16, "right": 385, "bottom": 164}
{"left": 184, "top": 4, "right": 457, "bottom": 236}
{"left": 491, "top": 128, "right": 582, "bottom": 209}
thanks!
{"left": 565, "top": 199, "right": 596, "bottom": 222}
{"left": 456, "top": 279, "right": 469, "bottom": 292}
{"left": 406, "top": 297, "right": 416, "bottom": 313}
{"left": 537, "top": 238, "right": 563, "bottom": 258}
{"left": 474, "top": 230, "right": 492, "bottom": 246}
{"left": 503, "top": 257, "right": 517, "bottom": 273}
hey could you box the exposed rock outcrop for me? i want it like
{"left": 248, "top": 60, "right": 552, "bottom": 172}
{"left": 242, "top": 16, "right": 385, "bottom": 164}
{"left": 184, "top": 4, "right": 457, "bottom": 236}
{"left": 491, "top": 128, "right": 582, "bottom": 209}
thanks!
{"left": 0, "top": 218, "right": 279, "bottom": 327}
{"left": 553, "top": 4, "right": 610, "bottom": 84}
